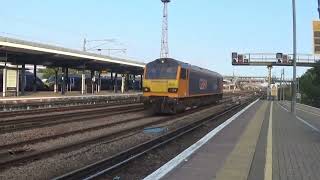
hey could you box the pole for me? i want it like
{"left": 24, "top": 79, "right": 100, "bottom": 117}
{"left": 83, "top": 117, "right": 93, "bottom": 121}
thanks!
{"left": 83, "top": 38, "right": 87, "bottom": 51}
{"left": 267, "top": 66, "right": 272, "bottom": 100}
{"left": 2, "top": 67, "right": 6, "bottom": 97}
{"left": 33, "top": 64, "right": 37, "bottom": 92}
{"left": 61, "top": 67, "right": 66, "bottom": 95}
{"left": 282, "top": 69, "right": 284, "bottom": 101}
{"left": 291, "top": 0, "right": 297, "bottom": 114}
{"left": 91, "top": 70, "right": 95, "bottom": 94}
{"left": 318, "top": 0, "right": 320, "bottom": 18}
{"left": 280, "top": 70, "right": 283, "bottom": 101}
{"left": 160, "top": 0, "right": 170, "bottom": 58}
{"left": 283, "top": 69, "right": 286, "bottom": 101}
{"left": 21, "top": 64, "right": 26, "bottom": 95}
{"left": 54, "top": 69, "right": 58, "bottom": 93}
{"left": 16, "top": 65, "right": 19, "bottom": 96}
{"left": 66, "top": 67, "right": 69, "bottom": 92}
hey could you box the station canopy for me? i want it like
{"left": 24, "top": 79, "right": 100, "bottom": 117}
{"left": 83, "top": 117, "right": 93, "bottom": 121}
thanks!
{"left": 0, "top": 36, "right": 145, "bottom": 74}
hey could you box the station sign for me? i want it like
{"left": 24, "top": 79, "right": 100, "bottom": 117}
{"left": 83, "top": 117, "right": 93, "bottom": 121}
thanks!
{"left": 313, "top": 21, "right": 320, "bottom": 54}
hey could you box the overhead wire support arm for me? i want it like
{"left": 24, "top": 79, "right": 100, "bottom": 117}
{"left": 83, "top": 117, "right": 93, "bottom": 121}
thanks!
{"left": 82, "top": 38, "right": 117, "bottom": 52}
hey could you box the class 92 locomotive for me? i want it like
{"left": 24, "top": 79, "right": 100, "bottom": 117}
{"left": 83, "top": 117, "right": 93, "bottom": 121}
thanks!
{"left": 142, "top": 58, "right": 223, "bottom": 114}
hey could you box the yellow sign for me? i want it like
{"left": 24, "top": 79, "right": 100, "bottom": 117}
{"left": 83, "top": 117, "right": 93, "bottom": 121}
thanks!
{"left": 271, "top": 84, "right": 278, "bottom": 97}
{"left": 6, "top": 69, "right": 17, "bottom": 88}
{"left": 313, "top": 21, "right": 320, "bottom": 54}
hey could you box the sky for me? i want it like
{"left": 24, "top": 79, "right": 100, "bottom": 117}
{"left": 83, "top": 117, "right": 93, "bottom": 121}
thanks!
{"left": 0, "top": 0, "right": 318, "bottom": 78}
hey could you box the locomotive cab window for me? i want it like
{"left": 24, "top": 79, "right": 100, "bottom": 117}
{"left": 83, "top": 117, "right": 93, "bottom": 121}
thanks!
{"left": 180, "top": 68, "right": 187, "bottom": 80}
{"left": 145, "top": 59, "right": 178, "bottom": 79}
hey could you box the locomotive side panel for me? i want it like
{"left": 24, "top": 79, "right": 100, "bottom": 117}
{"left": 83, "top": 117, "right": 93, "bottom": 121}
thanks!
{"left": 188, "top": 69, "right": 222, "bottom": 96}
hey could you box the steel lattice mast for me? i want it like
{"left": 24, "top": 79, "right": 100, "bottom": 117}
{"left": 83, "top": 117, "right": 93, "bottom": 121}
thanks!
{"left": 160, "top": 0, "right": 170, "bottom": 58}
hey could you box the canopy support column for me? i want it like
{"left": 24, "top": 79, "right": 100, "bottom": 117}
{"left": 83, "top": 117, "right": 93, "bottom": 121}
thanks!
{"left": 2, "top": 67, "right": 7, "bottom": 97}
{"left": 21, "top": 64, "right": 26, "bottom": 95}
{"left": 97, "top": 72, "right": 101, "bottom": 93}
{"left": 111, "top": 72, "right": 114, "bottom": 91}
{"left": 91, "top": 70, "right": 95, "bottom": 94}
{"left": 66, "top": 67, "right": 69, "bottom": 92}
{"left": 81, "top": 71, "right": 86, "bottom": 95}
{"left": 133, "top": 75, "right": 136, "bottom": 91}
{"left": 61, "top": 67, "right": 66, "bottom": 95}
{"left": 33, "top": 64, "right": 37, "bottom": 92}
{"left": 54, "top": 69, "right": 58, "bottom": 93}
{"left": 16, "top": 65, "right": 19, "bottom": 96}
{"left": 114, "top": 73, "right": 118, "bottom": 93}
{"left": 121, "top": 75, "right": 125, "bottom": 94}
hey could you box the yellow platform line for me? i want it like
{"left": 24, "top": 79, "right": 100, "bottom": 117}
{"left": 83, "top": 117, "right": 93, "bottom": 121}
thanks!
{"left": 215, "top": 101, "right": 268, "bottom": 180}
{"left": 264, "top": 101, "right": 273, "bottom": 180}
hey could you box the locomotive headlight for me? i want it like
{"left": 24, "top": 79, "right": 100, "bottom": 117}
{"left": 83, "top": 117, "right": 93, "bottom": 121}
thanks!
{"left": 143, "top": 87, "right": 150, "bottom": 92}
{"left": 168, "top": 88, "right": 178, "bottom": 93}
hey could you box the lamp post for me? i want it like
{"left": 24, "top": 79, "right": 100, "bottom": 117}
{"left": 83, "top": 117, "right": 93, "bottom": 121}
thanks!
{"left": 291, "top": 0, "right": 297, "bottom": 114}
{"left": 318, "top": 0, "right": 320, "bottom": 18}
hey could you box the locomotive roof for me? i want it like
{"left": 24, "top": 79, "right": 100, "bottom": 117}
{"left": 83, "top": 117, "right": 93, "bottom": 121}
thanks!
{"left": 152, "top": 58, "right": 222, "bottom": 78}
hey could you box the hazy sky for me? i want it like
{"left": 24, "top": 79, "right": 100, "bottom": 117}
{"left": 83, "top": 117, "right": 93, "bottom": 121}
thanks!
{"left": 0, "top": 0, "right": 317, "bottom": 78}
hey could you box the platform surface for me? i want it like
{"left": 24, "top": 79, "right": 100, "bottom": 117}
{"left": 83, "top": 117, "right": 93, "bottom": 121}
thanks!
{"left": 0, "top": 91, "right": 142, "bottom": 103}
{"left": 146, "top": 100, "right": 320, "bottom": 180}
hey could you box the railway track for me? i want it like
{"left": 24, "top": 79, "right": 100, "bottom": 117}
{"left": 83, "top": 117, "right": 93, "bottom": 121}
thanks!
{"left": 0, "top": 97, "right": 237, "bottom": 170}
{"left": 0, "top": 104, "right": 144, "bottom": 133}
{"left": 0, "top": 114, "right": 152, "bottom": 152}
{"left": 53, "top": 96, "right": 257, "bottom": 180}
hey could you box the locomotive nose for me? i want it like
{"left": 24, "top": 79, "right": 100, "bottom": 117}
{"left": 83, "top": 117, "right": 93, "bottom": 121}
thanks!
{"left": 150, "top": 80, "right": 168, "bottom": 93}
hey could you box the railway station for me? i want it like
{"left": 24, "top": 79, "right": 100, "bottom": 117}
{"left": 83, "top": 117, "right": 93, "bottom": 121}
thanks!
{"left": 0, "top": 36, "right": 145, "bottom": 97}
{"left": 1, "top": 0, "right": 320, "bottom": 180}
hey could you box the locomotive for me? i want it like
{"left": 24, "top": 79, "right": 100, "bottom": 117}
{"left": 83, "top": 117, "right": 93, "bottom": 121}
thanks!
{"left": 143, "top": 58, "right": 223, "bottom": 114}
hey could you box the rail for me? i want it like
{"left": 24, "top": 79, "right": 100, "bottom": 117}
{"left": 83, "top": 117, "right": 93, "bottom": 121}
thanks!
{"left": 53, "top": 96, "right": 258, "bottom": 180}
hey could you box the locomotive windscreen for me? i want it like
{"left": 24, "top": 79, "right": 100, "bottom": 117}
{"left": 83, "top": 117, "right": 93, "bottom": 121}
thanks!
{"left": 145, "top": 59, "right": 178, "bottom": 79}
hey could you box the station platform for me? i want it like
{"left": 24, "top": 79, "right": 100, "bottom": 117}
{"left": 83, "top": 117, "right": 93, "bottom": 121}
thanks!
{"left": 145, "top": 100, "right": 320, "bottom": 180}
{"left": 0, "top": 91, "right": 142, "bottom": 111}
{"left": 0, "top": 91, "right": 141, "bottom": 102}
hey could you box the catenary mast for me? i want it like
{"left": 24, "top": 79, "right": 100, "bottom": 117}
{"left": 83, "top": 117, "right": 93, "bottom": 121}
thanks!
{"left": 160, "top": 0, "right": 170, "bottom": 58}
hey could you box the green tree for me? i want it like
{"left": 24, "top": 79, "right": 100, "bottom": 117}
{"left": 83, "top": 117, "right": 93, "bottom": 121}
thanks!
{"left": 39, "top": 68, "right": 56, "bottom": 79}
{"left": 299, "top": 62, "right": 320, "bottom": 107}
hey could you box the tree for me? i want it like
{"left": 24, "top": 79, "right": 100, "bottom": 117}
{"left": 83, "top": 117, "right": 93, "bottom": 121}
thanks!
{"left": 38, "top": 68, "right": 56, "bottom": 79}
{"left": 299, "top": 62, "right": 320, "bottom": 107}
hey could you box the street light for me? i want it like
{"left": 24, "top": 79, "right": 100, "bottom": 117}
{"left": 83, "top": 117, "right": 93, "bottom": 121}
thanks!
{"left": 291, "top": 0, "right": 297, "bottom": 114}
{"left": 318, "top": 0, "right": 320, "bottom": 18}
